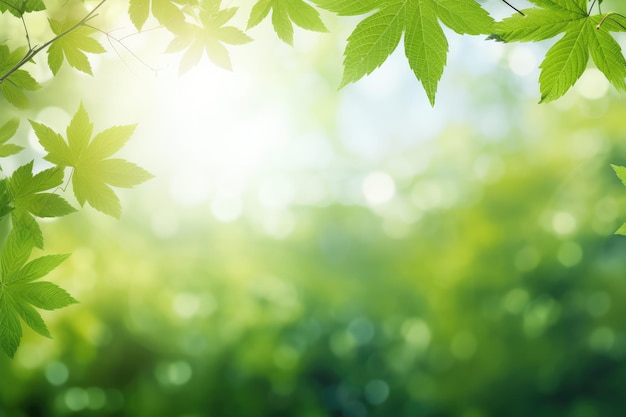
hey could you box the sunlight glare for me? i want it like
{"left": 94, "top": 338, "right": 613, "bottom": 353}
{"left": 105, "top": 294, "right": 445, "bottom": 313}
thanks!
{"left": 156, "top": 61, "right": 294, "bottom": 209}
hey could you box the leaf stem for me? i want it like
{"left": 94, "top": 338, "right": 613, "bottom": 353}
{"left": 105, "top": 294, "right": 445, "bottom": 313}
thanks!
{"left": 596, "top": 12, "right": 626, "bottom": 31}
{"left": 502, "top": 0, "right": 525, "bottom": 16}
{"left": 84, "top": 24, "right": 161, "bottom": 75}
{"left": 21, "top": 16, "right": 31, "bottom": 50}
{"left": 0, "top": 0, "right": 108, "bottom": 85}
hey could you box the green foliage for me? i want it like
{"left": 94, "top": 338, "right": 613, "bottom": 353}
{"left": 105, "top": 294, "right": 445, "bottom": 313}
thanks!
{"left": 167, "top": 0, "right": 253, "bottom": 72}
{"left": 313, "top": 0, "right": 493, "bottom": 105}
{"left": 0, "top": 46, "right": 41, "bottom": 109}
{"left": 247, "top": 0, "right": 328, "bottom": 45}
{"left": 129, "top": 0, "right": 186, "bottom": 31}
{"left": 494, "top": 0, "right": 626, "bottom": 102}
{"left": 8, "top": 161, "right": 76, "bottom": 248}
{"left": 30, "top": 104, "right": 153, "bottom": 218}
{"left": 0, "top": 0, "right": 625, "bottom": 361}
{"left": 0, "top": 119, "right": 24, "bottom": 162}
{"left": 0, "top": 0, "right": 45, "bottom": 17}
{"left": 0, "top": 228, "right": 74, "bottom": 358}
{"left": 47, "top": 19, "right": 106, "bottom": 75}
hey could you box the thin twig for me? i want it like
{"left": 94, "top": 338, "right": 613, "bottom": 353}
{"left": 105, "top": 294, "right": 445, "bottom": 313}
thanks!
{"left": 85, "top": 24, "right": 161, "bottom": 75}
{"left": 502, "top": 0, "right": 525, "bottom": 16}
{"left": 21, "top": 16, "right": 31, "bottom": 50}
{"left": 0, "top": 0, "right": 108, "bottom": 84}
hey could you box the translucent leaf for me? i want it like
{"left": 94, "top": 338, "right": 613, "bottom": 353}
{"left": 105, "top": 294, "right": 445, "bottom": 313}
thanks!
{"left": 405, "top": 0, "right": 448, "bottom": 106}
{"left": 340, "top": 1, "right": 405, "bottom": 87}
{"left": 538, "top": 21, "right": 589, "bottom": 102}
{"left": 13, "top": 282, "right": 77, "bottom": 310}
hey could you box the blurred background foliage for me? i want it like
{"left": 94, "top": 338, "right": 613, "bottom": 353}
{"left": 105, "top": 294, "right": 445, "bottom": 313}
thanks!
{"left": 2, "top": 1, "right": 626, "bottom": 416}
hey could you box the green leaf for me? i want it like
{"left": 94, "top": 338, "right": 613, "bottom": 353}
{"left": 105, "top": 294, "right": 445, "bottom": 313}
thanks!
{"left": 11, "top": 210, "right": 42, "bottom": 249}
{"left": 167, "top": 2, "right": 252, "bottom": 73}
{"left": 0, "top": 228, "right": 75, "bottom": 357}
{"left": 616, "top": 222, "right": 626, "bottom": 236}
{"left": 47, "top": 20, "right": 106, "bottom": 75}
{"left": 30, "top": 105, "right": 152, "bottom": 218}
{"left": 1, "top": 227, "right": 34, "bottom": 278}
{"left": 10, "top": 162, "right": 64, "bottom": 198}
{"left": 12, "top": 299, "right": 50, "bottom": 338}
{"left": 129, "top": 0, "right": 186, "bottom": 31}
{"left": 340, "top": 1, "right": 406, "bottom": 87}
{"left": 0, "top": 180, "right": 13, "bottom": 219}
{"left": 0, "top": 293, "right": 22, "bottom": 358}
{"left": 7, "top": 161, "right": 76, "bottom": 236}
{"left": 271, "top": 4, "right": 294, "bottom": 44}
{"left": 539, "top": 21, "right": 589, "bottom": 102}
{"left": 405, "top": 0, "right": 448, "bottom": 106}
{"left": 338, "top": 0, "right": 492, "bottom": 104}
{"left": 13, "top": 254, "right": 71, "bottom": 284}
{"left": 0, "top": 119, "right": 19, "bottom": 143}
{"left": 0, "top": 0, "right": 46, "bottom": 17}
{"left": 248, "top": 0, "right": 327, "bottom": 44}
{"left": 495, "top": 9, "right": 582, "bottom": 43}
{"left": 0, "top": 119, "right": 24, "bottom": 161}
{"left": 248, "top": 0, "right": 272, "bottom": 28}
{"left": 0, "top": 46, "right": 41, "bottom": 109}
{"left": 310, "top": 0, "right": 380, "bottom": 16}
{"left": 129, "top": 0, "right": 150, "bottom": 30}
{"left": 29, "top": 121, "right": 72, "bottom": 166}
{"left": 588, "top": 23, "right": 626, "bottom": 91}
{"left": 611, "top": 164, "right": 626, "bottom": 186}
{"left": 528, "top": 0, "right": 586, "bottom": 15}
{"left": 495, "top": 2, "right": 626, "bottom": 102}
{"left": 13, "top": 282, "right": 76, "bottom": 310}
{"left": 436, "top": 0, "right": 497, "bottom": 35}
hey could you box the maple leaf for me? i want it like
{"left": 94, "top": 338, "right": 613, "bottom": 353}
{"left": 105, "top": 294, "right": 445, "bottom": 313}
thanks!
{"left": 7, "top": 161, "right": 77, "bottom": 248}
{"left": 0, "top": 46, "right": 41, "bottom": 109}
{"left": 46, "top": 19, "right": 106, "bottom": 75}
{"left": 312, "top": 0, "right": 494, "bottom": 105}
{"left": 29, "top": 104, "right": 153, "bottom": 218}
{"left": 0, "top": 228, "right": 75, "bottom": 358}
{"left": 128, "top": 0, "right": 186, "bottom": 31}
{"left": 493, "top": 0, "right": 626, "bottom": 102}
{"left": 247, "top": 0, "right": 328, "bottom": 45}
{"left": 166, "top": 0, "right": 252, "bottom": 72}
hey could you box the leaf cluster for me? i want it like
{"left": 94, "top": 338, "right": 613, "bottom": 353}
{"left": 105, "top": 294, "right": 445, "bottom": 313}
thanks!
{"left": 0, "top": 229, "right": 75, "bottom": 358}
{"left": 0, "top": 105, "right": 151, "bottom": 357}
{"left": 493, "top": 0, "right": 626, "bottom": 102}
{"left": 2, "top": 0, "right": 626, "bottom": 360}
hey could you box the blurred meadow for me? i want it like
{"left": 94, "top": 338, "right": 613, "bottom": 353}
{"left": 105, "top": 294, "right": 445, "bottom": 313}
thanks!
{"left": 2, "top": 1, "right": 626, "bottom": 416}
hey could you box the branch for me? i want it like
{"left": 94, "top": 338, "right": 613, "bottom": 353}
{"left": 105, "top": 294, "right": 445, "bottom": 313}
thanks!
{"left": 85, "top": 24, "right": 163, "bottom": 75}
{"left": 0, "top": 0, "right": 108, "bottom": 84}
